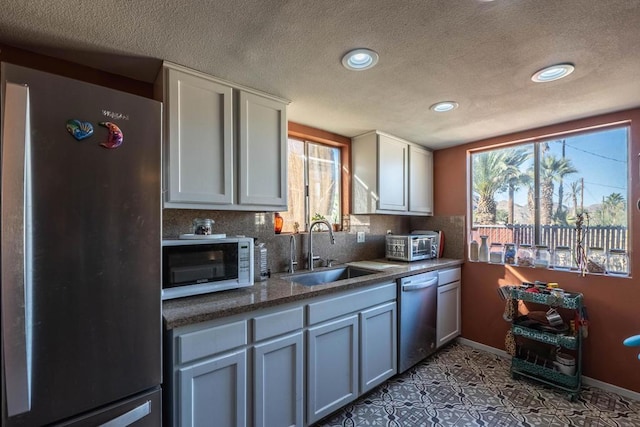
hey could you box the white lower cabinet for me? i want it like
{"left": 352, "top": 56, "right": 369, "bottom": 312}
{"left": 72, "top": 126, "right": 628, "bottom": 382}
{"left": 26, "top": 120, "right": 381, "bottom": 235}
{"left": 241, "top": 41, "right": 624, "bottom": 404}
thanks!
{"left": 178, "top": 349, "right": 247, "bottom": 427}
{"left": 305, "top": 282, "right": 396, "bottom": 425}
{"left": 168, "top": 282, "right": 398, "bottom": 427}
{"left": 437, "top": 268, "right": 462, "bottom": 348}
{"left": 253, "top": 332, "right": 304, "bottom": 427}
{"left": 360, "top": 302, "right": 397, "bottom": 393}
{"left": 307, "top": 315, "right": 359, "bottom": 425}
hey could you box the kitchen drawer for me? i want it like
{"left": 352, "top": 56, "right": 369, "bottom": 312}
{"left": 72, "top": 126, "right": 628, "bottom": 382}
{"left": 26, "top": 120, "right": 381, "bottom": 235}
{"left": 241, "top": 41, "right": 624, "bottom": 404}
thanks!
{"left": 252, "top": 306, "right": 304, "bottom": 341}
{"left": 177, "top": 320, "right": 247, "bottom": 364}
{"left": 438, "top": 268, "right": 461, "bottom": 285}
{"left": 307, "top": 282, "right": 396, "bottom": 325}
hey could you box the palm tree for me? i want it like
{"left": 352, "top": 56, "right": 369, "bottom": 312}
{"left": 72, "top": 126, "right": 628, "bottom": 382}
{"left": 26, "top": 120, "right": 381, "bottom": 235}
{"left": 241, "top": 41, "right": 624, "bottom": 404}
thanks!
{"left": 604, "top": 192, "right": 625, "bottom": 225}
{"left": 539, "top": 155, "right": 577, "bottom": 225}
{"left": 473, "top": 151, "right": 509, "bottom": 224}
{"left": 502, "top": 148, "right": 532, "bottom": 224}
{"left": 567, "top": 180, "right": 583, "bottom": 217}
{"left": 555, "top": 139, "right": 568, "bottom": 224}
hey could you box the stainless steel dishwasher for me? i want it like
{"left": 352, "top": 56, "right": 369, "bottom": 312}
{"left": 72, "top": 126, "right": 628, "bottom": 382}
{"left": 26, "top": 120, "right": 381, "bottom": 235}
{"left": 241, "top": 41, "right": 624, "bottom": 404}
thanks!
{"left": 398, "top": 271, "right": 439, "bottom": 373}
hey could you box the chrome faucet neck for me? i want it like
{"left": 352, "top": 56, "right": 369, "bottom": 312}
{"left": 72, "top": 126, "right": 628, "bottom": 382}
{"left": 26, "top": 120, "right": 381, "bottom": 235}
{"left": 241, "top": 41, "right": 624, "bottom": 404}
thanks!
{"left": 308, "top": 219, "right": 336, "bottom": 271}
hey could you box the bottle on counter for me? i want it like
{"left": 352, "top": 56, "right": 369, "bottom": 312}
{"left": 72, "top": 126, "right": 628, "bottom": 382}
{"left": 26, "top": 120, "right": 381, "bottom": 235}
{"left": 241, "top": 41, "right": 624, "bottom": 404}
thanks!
{"left": 553, "top": 245, "right": 572, "bottom": 270}
{"left": 489, "top": 243, "right": 504, "bottom": 263}
{"left": 254, "top": 241, "right": 269, "bottom": 281}
{"left": 274, "top": 212, "right": 283, "bottom": 234}
{"left": 534, "top": 245, "right": 550, "bottom": 268}
{"left": 469, "top": 238, "right": 479, "bottom": 261}
{"left": 478, "top": 235, "right": 489, "bottom": 262}
{"left": 516, "top": 244, "right": 534, "bottom": 267}
{"left": 587, "top": 247, "right": 606, "bottom": 274}
{"left": 504, "top": 243, "right": 516, "bottom": 265}
{"left": 607, "top": 249, "right": 628, "bottom": 275}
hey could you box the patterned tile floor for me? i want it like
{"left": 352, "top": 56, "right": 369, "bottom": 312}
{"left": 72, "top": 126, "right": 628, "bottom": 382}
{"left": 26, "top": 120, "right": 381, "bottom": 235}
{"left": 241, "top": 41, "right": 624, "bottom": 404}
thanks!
{"left": 314, "top": 343, "right": 640, "bottom": 427}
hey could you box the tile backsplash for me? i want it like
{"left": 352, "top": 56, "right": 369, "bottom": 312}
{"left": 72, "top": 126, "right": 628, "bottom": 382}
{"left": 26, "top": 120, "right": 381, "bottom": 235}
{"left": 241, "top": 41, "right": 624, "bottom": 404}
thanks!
{"left": 163, "top": 209, "right": 464, "bottom": 274}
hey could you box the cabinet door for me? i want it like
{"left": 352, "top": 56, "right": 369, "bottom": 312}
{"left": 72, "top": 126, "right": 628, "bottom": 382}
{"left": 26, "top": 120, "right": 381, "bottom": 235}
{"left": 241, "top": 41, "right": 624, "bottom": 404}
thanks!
{"left": 165, "top": 68, "right": 234, "bottom": 206}
{"left": 253, "top": 332, "right": 303, "bottom": 427}
{"left": 437, "top": 281, "right": 461, "bottom": 348}
{"left": 178, "top": 350, "right": 247, "bottom": 427}
{"left": 408, "top": 145, "right": 433, "bottom": 214}
{"left": 360, "top": 302, "right": 397, "bottom": 393}
{"left": 238, "top": 91, "right": 287, "bottom": 209}
{"left": 377, "top": 134, "right": 408, "bottom": 211}
{"left": 307, "top": 315, "right": 358, "bottom": 425}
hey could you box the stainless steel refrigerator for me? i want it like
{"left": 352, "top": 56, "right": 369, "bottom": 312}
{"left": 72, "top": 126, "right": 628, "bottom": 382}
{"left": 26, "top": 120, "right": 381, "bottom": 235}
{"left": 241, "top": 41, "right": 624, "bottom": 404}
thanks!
{"left": 1, "top": 63, "right": 162, "bottom": 426}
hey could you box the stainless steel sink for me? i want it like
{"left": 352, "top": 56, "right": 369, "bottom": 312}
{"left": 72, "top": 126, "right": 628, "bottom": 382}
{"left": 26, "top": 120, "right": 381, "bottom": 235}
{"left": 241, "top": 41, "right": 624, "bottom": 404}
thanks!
{"left": 284, "top": 266, "right": 377, "bottom": 286}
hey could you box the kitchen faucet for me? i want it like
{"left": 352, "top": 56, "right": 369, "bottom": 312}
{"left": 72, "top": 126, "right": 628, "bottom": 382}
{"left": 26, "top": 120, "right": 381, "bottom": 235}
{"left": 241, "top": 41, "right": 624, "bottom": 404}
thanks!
{"left": 308, "top": 219, "right": 336, "bottom": 271}
{"left": 289, "top": 234, "right": 298, "bottom": 273}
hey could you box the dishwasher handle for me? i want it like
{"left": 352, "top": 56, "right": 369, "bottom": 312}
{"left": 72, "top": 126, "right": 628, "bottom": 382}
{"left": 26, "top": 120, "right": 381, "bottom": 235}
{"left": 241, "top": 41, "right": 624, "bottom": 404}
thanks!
{"left": 401, "top": 277, "right": 438, "bottom": 292}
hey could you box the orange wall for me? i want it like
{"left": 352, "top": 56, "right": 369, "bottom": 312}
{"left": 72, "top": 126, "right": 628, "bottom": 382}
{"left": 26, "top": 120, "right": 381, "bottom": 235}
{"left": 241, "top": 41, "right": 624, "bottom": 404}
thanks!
{"left": 434, "top": 108, "right": 640, "bottom": 393}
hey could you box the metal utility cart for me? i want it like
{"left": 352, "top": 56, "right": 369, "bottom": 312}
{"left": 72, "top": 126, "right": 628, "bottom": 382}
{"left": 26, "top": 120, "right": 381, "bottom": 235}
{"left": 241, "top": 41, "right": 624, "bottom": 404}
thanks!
{"left": 508, "top": 287, "right": 584, "bottom": 401}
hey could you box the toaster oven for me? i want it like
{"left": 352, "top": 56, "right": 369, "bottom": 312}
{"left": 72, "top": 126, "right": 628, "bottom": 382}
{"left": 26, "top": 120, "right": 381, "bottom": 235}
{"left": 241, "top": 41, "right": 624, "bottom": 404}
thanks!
{"left": 385, "top": 234, "right": 438, "bottom": 261}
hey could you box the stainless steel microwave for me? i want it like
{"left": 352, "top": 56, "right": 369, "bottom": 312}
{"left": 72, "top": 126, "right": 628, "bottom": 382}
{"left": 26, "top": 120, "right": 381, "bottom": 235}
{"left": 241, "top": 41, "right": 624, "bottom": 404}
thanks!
{"left": 385, "top": 234, "right": 438, "bottom": 262}
{"left": 162, "top": 237, "right": 254, "bottom": 300}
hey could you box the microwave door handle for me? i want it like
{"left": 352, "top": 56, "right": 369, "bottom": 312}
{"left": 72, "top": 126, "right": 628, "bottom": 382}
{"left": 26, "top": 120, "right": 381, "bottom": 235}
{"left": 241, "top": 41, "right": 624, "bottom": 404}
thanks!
{"left": 1, "top": 83, "right": 32, "bottom": 416}
{"left": 402, "top": 277, "right": 438, "bottom": 292}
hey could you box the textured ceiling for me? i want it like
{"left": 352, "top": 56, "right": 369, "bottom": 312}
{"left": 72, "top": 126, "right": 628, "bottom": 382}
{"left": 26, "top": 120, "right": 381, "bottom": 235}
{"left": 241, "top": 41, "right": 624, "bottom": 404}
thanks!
{"left": 1, "top": 0, "right": 639, "bottom": 149}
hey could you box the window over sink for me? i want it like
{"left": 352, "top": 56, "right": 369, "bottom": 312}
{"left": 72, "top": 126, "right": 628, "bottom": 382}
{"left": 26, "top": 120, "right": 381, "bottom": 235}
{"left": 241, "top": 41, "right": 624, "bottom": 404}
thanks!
{"left": 283, "top": 123, "right": 350, "bottom": 233}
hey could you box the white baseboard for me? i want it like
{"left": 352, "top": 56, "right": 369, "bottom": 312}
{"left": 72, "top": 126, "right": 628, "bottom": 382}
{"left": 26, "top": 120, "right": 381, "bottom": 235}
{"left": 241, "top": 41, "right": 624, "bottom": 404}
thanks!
{"left": 456, "top": 337, "right": 640, "bottom": 402}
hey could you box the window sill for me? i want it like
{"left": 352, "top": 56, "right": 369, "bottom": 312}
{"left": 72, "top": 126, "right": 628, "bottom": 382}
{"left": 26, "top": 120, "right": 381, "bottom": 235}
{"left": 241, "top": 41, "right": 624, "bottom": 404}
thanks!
{"left": 467, "top": 260, "right": 631, "bottom": 278}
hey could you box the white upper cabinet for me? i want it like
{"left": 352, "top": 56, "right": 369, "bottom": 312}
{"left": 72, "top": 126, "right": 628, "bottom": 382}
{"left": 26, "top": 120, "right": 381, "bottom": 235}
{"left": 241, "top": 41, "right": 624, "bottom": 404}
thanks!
{"left": 164, "top": 67, "right": 234, "bottom": 206}
{"left": 157, "top": 62, "right": 288, "bottom": 211}
{"left": 238, "top": 92, "right": 287, "bottom": 208}
{"left": 408, "top": 145, "right": 433, "bottom": 215}
{"left": 352, "top": 131, "right": 433, "bottom": 215}
{"left": 377, "top": 134, "right": 409, "bottom": 211}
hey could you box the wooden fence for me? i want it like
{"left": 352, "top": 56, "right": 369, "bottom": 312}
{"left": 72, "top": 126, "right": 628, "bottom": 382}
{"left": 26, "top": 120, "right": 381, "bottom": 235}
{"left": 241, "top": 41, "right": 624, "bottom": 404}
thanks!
{"left": 472, "top": 224, "right": 628, "bottom": 252}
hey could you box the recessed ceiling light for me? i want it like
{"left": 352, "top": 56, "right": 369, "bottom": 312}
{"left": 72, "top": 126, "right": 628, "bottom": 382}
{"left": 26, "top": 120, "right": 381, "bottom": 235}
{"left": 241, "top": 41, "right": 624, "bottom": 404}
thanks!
{"left": 531, "top": 63, "right": 575, "bottom": 83}
{"left": 341, "top": 48, "right": 379, "bottom": 71}
{"left": 430, "top": 101, "right": 459, "bottom": 112}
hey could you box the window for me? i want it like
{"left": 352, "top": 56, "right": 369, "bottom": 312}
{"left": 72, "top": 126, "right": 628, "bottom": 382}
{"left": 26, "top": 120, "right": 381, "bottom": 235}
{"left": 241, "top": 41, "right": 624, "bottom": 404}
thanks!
{"left": 470, "top": 125, "right": 629, "bottom": 271}
{"left": 283, "top": 138, "right": 341, "bottom": 232}
{"left": 283, "top": 123, "right": 350, "bottom": 233}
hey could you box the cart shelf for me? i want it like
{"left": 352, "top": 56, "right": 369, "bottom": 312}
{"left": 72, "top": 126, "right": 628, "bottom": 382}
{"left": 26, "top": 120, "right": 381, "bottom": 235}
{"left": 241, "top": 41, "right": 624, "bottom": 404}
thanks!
{"left": 508, "top": 287, "right": 583, "bottom": 309}
{"left": 511, "top": 357, "right": 580, "bottom": 388}
{"left": 512, "top": 324, "right": 579, "bottom": 350}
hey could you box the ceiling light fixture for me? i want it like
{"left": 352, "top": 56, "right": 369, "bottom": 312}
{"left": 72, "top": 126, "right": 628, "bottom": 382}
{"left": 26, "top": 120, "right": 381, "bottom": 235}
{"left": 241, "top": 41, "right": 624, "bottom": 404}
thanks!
{"left": 531, "top": 63, "right": 575, "bottom": 83}
{"left": 430, "top": 101, "right": 459, "bottom": 112}
{"left": 341, "top": 48, "right": 379, "bottom": 71}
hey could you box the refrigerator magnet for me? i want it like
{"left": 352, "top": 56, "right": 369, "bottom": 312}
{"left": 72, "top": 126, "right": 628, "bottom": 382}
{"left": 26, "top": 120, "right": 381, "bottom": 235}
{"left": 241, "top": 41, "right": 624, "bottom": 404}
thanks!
{"left": 99, "top": 122, "right": 123, "bottom": 149}
{"left": 65, "top": 119, "right": 94, "bottom": 140}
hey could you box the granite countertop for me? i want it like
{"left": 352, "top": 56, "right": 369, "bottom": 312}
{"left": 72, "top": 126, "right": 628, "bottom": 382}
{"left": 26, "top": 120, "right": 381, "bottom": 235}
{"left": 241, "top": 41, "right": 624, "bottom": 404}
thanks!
{"left": 163, "top": 258, "right": 463, "bottom": 329}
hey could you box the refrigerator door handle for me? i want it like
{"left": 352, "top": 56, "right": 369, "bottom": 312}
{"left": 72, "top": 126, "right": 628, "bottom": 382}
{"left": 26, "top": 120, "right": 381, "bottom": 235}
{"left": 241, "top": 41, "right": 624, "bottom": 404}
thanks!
{"left": 1, "top": 82, "right": 32, "bottom": 416}
{"left": 99, "top": 400, "right": 151, "bottom": 427}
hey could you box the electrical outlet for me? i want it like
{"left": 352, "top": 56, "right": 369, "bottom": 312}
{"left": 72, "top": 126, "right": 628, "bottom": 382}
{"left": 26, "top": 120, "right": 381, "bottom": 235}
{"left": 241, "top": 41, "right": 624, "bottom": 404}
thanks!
{"left": 356, "top": 231, "right": 365, "bottom": 243}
